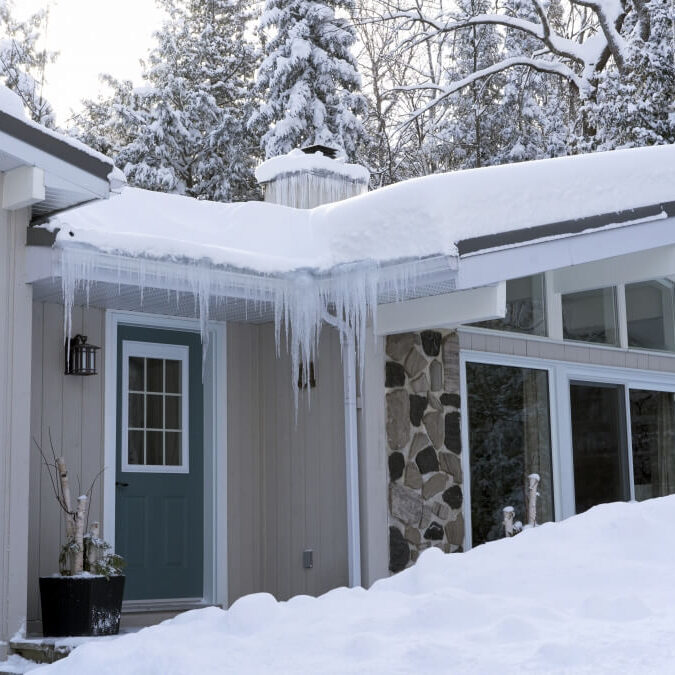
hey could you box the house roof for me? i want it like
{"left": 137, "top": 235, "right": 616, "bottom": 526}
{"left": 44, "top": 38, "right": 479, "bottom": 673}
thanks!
{"left": 35, "top": 144, "right": 675, "bottom": 282}
{"left": 0, "top": 86, "right": 121, "bottom": 219}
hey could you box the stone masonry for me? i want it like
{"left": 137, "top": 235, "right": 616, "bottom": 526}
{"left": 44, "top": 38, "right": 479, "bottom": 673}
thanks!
{"left": 386, "top": 330, "right": 464, "bottom": 573}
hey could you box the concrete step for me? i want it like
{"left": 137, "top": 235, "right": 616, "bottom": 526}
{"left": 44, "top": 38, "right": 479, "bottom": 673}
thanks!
{"left": 9, "top": 638, "right": 72, "bottom": 665}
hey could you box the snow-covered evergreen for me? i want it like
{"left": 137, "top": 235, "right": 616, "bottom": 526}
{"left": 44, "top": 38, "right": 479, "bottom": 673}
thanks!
{"left": 74, "top": 0, "right": 260, "bottom": 202}
{"left": 0, "top": 0, "right": 55, "bottom": 127}
{"left": 251, "top": 0, "right": 368, "bottom": 159}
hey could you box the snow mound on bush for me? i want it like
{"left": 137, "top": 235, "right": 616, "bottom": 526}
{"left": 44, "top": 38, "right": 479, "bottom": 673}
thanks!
{"left": 31, "top": 497, "right": 675, "bottom": 674}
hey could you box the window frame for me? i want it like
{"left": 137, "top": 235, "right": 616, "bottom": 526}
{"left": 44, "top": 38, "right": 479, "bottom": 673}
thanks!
{"left": 121, "top": 340, "right": 190, "bottom": 474}
{"left": 460, "top": 349, "right": 675, "bottom": 550}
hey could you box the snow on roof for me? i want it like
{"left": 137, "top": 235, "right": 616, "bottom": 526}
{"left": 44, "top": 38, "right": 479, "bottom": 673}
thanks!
{"left": 0, "top": 85, "right": 118, "bottom": 176}
{"left": 255, "top": 148, "right": 370, "bottom": 184}
{"left": 0, "top": 85, "right": 28, "bottom": 120}
{"left": 45, "top": 144, "right": 675, "bottom": 276}
{"left": 33, "top": 496, "right": 675, "bottom": 674}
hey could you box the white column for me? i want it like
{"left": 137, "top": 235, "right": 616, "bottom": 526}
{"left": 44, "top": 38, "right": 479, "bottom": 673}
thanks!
{"left": 0, "top": 188, "right": 33, "bottom": 656}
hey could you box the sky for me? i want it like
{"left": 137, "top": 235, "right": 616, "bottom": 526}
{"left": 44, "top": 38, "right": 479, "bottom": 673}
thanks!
{"left": 16, "top": 0, "right": 166, "bottom": 126}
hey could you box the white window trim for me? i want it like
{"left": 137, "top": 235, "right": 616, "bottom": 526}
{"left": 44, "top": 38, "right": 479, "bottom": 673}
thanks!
{"left": 121, "top": 340, "right": 190, "bottom": 474}
{"left": 460, "top": 349, "right": 675, "bottom": 550}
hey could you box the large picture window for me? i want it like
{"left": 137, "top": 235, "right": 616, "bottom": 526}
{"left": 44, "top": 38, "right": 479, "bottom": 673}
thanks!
{"left": 466, "top": 362, "right": 554, "bottom": 546}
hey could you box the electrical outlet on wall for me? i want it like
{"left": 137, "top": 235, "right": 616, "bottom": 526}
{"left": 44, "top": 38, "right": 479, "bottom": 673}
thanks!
{"left": 303, "top": 549, "right": 313, "bottom": 569}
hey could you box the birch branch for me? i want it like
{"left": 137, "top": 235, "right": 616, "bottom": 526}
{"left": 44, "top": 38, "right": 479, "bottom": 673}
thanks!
{"left": 73, "top": 495, "right": 88, "bottom": 575}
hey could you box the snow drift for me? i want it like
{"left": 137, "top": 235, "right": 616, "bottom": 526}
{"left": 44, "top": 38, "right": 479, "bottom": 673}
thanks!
{"left": 30, "top": 496, "right": 675, "bottom": 674}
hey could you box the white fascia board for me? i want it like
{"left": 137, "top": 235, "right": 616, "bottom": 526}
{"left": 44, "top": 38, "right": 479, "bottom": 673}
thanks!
{"left": 2, "top": 165, "right": 44, "bottom": 210}
{"left": 552, "top": 244, "right": 675, "bottom": 294}
{"left": 457, "top": 214, "right": 675, "bottom": 291}
{"left": 375, "top": 282, "right": 506, "bottom": 335}
{"left": 0, "top": 130, "right": 110, "bottom": 200}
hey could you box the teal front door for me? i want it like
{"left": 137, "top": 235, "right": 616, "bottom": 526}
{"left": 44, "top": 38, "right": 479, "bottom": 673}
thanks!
{"left": 115, "top": 326, "right": 204, "bottom": 601}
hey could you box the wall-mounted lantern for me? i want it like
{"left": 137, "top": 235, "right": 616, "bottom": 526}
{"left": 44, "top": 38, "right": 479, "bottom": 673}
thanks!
{"left": 65, "top": 334, "right": 100, "bottom": 376}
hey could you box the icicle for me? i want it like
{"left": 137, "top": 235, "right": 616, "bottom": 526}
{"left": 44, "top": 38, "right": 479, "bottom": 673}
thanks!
{"left": 57, "top": 245, "right": 444, "bottom": 409}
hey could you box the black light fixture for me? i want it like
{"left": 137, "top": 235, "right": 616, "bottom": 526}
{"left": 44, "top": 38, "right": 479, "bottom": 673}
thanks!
{"left": 65, "top": 334, "right": 100, "bottom": 376}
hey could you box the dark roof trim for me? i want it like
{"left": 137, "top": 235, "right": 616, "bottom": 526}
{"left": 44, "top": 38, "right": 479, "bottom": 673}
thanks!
{"left": 0, "top": 111, "right": 113, "bottom": 181}
{"left": 457, "top": 201, "right": 675, "bottom": 256}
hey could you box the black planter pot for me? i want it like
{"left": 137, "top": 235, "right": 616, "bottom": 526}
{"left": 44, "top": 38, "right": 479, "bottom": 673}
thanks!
{"left": 39, "top": 575, "right": 125, "bottom": 637}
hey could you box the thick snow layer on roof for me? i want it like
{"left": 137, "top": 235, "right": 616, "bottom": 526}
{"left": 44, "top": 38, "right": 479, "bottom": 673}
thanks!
{"left": 32, "top": 496, "right": 675, "bottom": 674}
{"left": 255, "top": 148, "right": 370, "bottom": 184}
{"left": 0, "top": 85, "right": 116, "bottom": 171}
{"left": 46, "top": 144, "right": 675, "bottom": 275}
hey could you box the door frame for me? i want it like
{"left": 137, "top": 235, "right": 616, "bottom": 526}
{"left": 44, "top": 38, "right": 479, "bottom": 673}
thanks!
{"left": 103, "top": 310, "right": 227, "bottom": 610}
{"left": 460, "top": 349, "right": 675, "bottom": 549}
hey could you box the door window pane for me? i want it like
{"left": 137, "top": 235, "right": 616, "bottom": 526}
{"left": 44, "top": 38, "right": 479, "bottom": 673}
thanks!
{"left": 562, "top": 287, "right": 617, "bottom": 345}
{"left": 125, "top": 354, "right": 185, "bottom": 469}
{"left": 570, "top": 382, "right": 629, "bottom": 513}
{"left": 630, "top": 389, "right": 675, "bottom": 500}
{"left": 626, "top": 280, "right": 675, "bottom": 351}
{"left": 467, "top": 363, "right": 554, "bottom": 546}
{"left": 472, "top": 275, "right": 546, "bottom": 336}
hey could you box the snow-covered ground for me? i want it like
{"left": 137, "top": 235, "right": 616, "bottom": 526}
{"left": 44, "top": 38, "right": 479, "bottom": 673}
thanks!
{"left": 30, "top": 496, "right": 675, "bottom": 674}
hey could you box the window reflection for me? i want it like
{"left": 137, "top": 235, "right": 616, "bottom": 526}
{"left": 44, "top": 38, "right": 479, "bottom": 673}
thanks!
{"left": 467, "top": 363, "right": 554, "bottom": 545}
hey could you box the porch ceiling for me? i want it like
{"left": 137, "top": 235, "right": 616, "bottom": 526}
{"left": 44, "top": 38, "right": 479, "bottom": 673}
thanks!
{"left": 30, "top": 277, "right": 276, "bottom": 324}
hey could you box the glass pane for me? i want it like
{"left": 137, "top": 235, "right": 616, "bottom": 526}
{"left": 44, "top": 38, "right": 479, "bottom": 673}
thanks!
{"left": 626, "top": 280, "right": 675, "bottom": 351}
{"left": 129, "top": 357, "right": 144, "bottom": 391}
{"left": 630, "top": 389, "right": 675, "bottom": 500}
{"left": 146, "top": 431, "right": 163, "bottom": 465}
{"left": 467, "top": 363, "right": 554, "bottom": 546}
{"left": 128, "top": 393, "right": 144, "bottom": 428}
{"left": 473, "top": 275, "right": 546, "bottom": 336}
{"left": 165, "top": 432, "right": 181, "bottom": 466}
{"left": 128, "top": 430, "right": 144, "bottom": 465}
{"left": 570, "top": 383, "right": 629, "bottom": 513}
{"left": 146, "top": 394, "right": 163, "bottom": 429}
{"left": 147, "top": 359, "right": 164, "bottom": 392}
{"left": 165, "top": 396, "right": 181, "bottom": 430}
{"left": 562, "top": 287, "right": 617, "bottom": 345}
{"left": 165, "top": 360, "right": 181, "bottom": 394}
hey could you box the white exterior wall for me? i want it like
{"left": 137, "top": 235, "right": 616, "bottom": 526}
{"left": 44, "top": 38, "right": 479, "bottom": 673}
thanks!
{"left": 0, "top": 195, "right": 33, "bottom": 656}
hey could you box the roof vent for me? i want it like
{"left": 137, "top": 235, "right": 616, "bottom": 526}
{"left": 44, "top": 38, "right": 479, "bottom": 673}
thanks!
{"left": 255, "top": 148, "right": 369, "bottom": 209}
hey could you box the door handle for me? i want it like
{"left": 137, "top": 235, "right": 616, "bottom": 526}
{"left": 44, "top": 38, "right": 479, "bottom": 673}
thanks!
{"left": 116, "top": 481, "right": 129, "bottom": 488}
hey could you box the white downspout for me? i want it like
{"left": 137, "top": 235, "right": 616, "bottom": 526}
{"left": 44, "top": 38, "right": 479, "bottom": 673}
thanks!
{"left": 323, "top": 311, "right": 361, "bottom": 588}
{"left": 343, "top": 331, "right": 362, "bottom": 588}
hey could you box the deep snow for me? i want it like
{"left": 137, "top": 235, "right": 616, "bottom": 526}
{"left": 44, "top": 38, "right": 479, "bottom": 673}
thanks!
{"left": 30, "top": 496, "right": 675, "bottom": 674}
{"left": 44, "top": 144, "right": 675, "bottom": 275}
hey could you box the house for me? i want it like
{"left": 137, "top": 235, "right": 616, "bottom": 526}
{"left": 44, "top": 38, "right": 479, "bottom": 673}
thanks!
{"left": 2, "top": 83, "right": 675, "bottom": 657}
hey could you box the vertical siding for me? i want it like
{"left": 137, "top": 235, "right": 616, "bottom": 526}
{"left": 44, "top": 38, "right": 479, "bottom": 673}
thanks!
{"left": 0, "top": 204, "right": 32, "bottom": 652}
{"left": 27, "top": 302, "right": 106, "bottom": 634}
{"left": 259, "top": 324, "right": 348, "bottom": 601}
{"left": 226, "top": 322, "right": 264, "bottom": 604}
{"left": 227, "top": 322, "right": 348, "bottom": 604}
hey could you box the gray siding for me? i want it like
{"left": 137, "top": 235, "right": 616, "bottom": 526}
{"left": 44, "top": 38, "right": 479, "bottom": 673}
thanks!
{"left": 27, "top": 302, "right": 106, "bottom": 634}
{"left": 459, "top": 329, "right": 675, "bottom": 373}
{"left": 0, "top": 203, "right": 32, "bottom": 654}
{"left": 226, "top": 322, "right": 348, "bottom": 604}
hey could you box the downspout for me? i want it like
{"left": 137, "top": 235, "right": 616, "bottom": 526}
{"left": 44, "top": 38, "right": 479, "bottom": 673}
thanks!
{"left": 323, "top": 311, "right": 361, "bottom": 587}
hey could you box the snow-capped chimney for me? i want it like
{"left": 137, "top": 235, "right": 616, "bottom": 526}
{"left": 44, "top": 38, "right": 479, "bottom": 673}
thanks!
{"left": 255, "top": 145, "right": 369, "bottom": 209}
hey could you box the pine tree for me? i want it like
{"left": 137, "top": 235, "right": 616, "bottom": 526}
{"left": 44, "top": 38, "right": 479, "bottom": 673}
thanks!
{"left": 0, "top": 1, "right": 55, "bottom": 126}
{"left": 439, "top": 0, "right": 505, "bottom": 170}
{"left": 251, "top": 0, "right": 368, "bottom": 159}
{"left": 578, "top": 0, "right": 675, "bottom": 151}
{"left": 73, "top": 0, "right": 260, "bottom": 202}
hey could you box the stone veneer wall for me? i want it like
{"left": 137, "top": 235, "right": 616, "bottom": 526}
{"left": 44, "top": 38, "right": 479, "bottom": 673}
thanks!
{"left": 385, "top": 330, "right": 464, "bottom": 573}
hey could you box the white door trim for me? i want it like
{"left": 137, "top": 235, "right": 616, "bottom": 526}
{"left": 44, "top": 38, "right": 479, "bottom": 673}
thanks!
{"left": 460, "top": 349, "right": 675, "bottom": 549}
{"left": 103, "top": 309, "right": 227, "bottom": 608}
